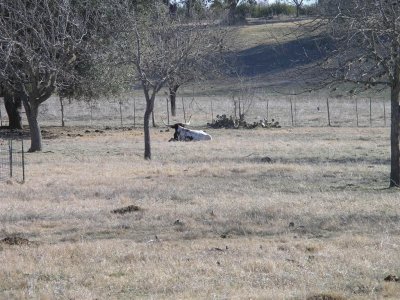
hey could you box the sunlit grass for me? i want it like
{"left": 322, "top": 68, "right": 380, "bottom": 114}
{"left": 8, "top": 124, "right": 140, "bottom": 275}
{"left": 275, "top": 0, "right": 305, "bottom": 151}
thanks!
{"left": 1, "top": 125, "right": 399, "bottom": 299}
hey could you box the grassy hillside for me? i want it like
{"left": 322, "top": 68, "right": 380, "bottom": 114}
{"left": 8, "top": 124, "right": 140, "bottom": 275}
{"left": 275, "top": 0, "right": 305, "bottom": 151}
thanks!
{"left": 178, "top": 18, "right": 334, "bottom": 97}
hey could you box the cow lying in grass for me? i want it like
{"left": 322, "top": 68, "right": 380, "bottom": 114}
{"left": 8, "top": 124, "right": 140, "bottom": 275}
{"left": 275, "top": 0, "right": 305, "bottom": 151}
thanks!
{"left": 167, "top": 123, "right": 212, "bottom": 142}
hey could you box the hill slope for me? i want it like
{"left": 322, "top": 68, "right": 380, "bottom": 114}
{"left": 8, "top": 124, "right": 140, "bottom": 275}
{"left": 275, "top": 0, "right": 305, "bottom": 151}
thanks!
{"left": 221, "top": 19, "right": 332, "bottom": 90}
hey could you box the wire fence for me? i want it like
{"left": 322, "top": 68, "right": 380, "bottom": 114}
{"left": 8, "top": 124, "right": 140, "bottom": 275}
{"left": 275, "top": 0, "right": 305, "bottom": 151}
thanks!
{"left": 0, "top": 95, "right": 393, "bottom": 129}
{"left": 0, "top": 138, "right": 25, "bottom": 183}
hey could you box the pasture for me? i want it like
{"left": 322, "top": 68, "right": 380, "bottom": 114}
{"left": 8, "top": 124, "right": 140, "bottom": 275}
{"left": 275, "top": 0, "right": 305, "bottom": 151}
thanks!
{"left": 1, "top": 18, "right": 399, "bottom": 299}
{"left": 1, "top": 119, "right": 400, "bottom": 299}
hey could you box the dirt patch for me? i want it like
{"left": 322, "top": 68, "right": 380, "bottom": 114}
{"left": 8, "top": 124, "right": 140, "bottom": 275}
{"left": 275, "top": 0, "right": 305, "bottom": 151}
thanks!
{"left": 260, "top": 156, "right": 273, "bottom": 163}
{"left": 111, "top": 205, "right": 142, "bottom": 215}
{"left": 306, "top": 294, "right": 346, "bottom": 300}
{"left": 0, "top": 236, "right": 31, "bottom": 246}
{"left": 384, "top": 274, "right": 400, "bottom": 282}
{"left": 8, "top": 126, "right": 139, "bottom": 140}
{"left": 0, "top": 128, "right": 30, "bottom": 139}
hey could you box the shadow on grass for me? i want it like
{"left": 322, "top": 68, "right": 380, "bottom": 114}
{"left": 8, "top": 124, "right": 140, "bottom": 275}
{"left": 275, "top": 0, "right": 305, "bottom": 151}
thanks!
{"left": 226, "top": 34, "right": 333, "bottom": 77}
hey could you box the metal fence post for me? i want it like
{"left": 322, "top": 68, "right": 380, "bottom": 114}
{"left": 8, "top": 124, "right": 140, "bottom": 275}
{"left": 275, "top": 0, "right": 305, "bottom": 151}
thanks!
{"left": 355, "top": 98, "right": 359, "bottom": 127}
{"left": 9, "top": 139, "right": 12, "bottom": 178}
{"left": 22, "top": 138, "right": 25, "bottom": 182}
{"left": 290, "top": 98, "right": 294, "bottom": 126}
{"left": 326, "top": 98, "right": 331, "bottom": 126}
{"left": 383, "top": 100, "right": 387, "bottom": 127}
{"left": 369, "top": 97, "right": 372, "bottom": 126}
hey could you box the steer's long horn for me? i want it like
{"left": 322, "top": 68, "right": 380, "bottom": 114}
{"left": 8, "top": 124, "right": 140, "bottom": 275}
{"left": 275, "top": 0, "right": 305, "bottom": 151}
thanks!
{"left": 161, "top": 118, "right": 174, "bottom": 128}
{"left": 181, "top": 115, "right": 192, "bottom": 126}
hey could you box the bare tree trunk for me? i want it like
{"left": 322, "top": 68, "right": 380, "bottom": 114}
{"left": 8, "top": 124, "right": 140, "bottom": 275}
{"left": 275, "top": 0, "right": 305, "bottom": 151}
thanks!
{"left": 144, "top": 108, "right": 151, "bottom": 160}
{"left": 60, "top": 96, "right": 65, "bottom": 127}
{"left": 186, "top": 0, "right": 192, "bottom": 18}
{"left": 228, "top": 6, "right": 236, "bottom": 25}
{"left": 144, "top": 95, "right": 155, "bottom": 160}
{"left": 4, "top": 92, "right": 22, "bottom": 129}
{"left": 22, "top": 97, "right": 42, "bottom": 152}
{"left": 169, "top": 85, "right": 179, "bottom": 117}
{"left": 390, "top": 77, "right": 400, "bottom": 187}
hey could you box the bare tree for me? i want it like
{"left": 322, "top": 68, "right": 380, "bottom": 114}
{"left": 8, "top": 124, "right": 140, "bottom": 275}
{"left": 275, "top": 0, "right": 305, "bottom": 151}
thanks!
{"left": 316, "top": 0, "right": 400, "bottom": 187}
{"left": 226, "top": 0, "right": 240, "bottom": 24}
{"left": 0, "top": 0, "right": 112, "bottom": 151}
{"left": 286, "top": 0, "right": 310, "bottom": 17}
{"left": 167, "top": 35, "right": 225, "bottom": 117}
{"left": 113, "top": 3, "right": 223, "bottom": 159}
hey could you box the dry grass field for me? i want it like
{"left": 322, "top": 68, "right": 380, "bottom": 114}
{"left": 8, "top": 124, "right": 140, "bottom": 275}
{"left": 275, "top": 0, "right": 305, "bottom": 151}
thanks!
{"left": 1, "top": 123, "right": 400, "bottom": 299}
{"left": 0, "top": 17, "right": 399, "bottom": 300}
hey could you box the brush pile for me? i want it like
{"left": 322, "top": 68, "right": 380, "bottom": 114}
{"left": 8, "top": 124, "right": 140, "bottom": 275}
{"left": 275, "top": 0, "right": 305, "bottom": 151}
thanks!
{"left": 208, "top": 114, "right": 280, "bottom": 129}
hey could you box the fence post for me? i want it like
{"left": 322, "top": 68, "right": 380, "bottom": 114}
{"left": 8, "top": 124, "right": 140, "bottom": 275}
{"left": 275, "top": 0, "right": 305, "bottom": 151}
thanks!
{"left": 238, "top": 96, "right": 242, "bottom": 120}
{"left": 326, "top": 98, "right": 331, "bottom": 126}
{"left": 90, "top": 100, "right": 93, "bottom": 125}
{"left": 369, "top": 97, "right": 372, "bottom": 127}
{"left": 9, "top": 139, "right": 12, "bottom": 178}
{"left": 355, "top": 98, "right": 359, "bottom": 127}
{"left": 166, "top": 98, "right": 170, "bottom": 125}
{"left": 22, "top": 138, "right": 25, "bottom": 182}
{"left": 0, "top": 103, "right": 2, "bottom": 127}
{"left": 210, "top": 100, "right": 214, "bottom": 123}
{"left": 383, "top": 100, "right": 387, "bottom": 127}
{"left": 182, "top": 97, "right": 187, "bottom": 123}
{"left": 133, "top": 97, "right": 136, "bottom": 129}
{"left": 266, "top": 99, "right": 269, "bottom": 121}
{"left": 233, "top": 95, "right": 237, "bottom": 119}
{"left": 290, "top": 98, "right": 294, "bottom": 126}
{"left": 119, "top": 100, "right": 123, "bottom": 127}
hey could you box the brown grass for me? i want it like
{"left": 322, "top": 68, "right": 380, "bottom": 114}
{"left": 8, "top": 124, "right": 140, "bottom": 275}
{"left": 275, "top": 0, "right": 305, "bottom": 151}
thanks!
{"left": 228, "top": 20, "right": 309, "bottom": 51}
{"left": 1, "top": 125, "right": 400, "bottom": 299}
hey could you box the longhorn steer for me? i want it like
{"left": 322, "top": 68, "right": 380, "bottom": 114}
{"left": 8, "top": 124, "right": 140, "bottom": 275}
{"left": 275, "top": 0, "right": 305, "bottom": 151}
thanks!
{"left": 168, "top": 124, "right": 212, "bottom": 142}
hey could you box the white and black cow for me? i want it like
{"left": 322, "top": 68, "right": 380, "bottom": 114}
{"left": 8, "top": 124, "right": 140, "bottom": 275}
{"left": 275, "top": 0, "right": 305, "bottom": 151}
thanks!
{"left": 168, "top": 123, "right": 212, "bottom": 142}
